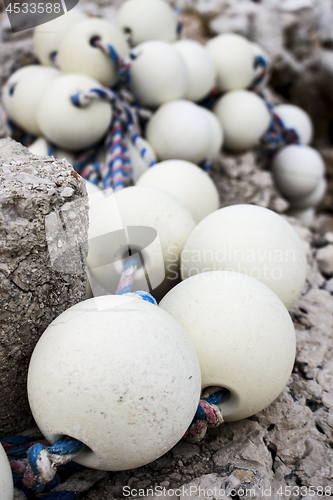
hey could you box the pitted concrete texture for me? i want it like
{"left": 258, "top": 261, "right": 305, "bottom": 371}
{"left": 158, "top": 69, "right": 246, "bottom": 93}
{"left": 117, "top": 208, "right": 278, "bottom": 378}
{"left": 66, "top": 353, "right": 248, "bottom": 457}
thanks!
{"left": 0, "top": 138, "right": 89, "bottom": 436}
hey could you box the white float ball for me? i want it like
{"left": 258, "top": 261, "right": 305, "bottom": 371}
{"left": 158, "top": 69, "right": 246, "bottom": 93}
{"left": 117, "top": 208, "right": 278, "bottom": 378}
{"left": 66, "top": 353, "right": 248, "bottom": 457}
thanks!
{"left": 272, "top": 145, "right": 325, "bottom": 199}
{"left": 173, "top": 39, "right": 216, "bottom": 102}
{"left": 214, "top": 90, "right": 271, "bottom": 151}
{"left": 136, "top": 160, "right": 219, "bottom": 223}
{"left": 116, "top": 0, "right": 178, "bottom": 46}
{"left": 33, "top": 9, "right": 88, "bottom": 66}
{"left": 57, "top": 18, "right": 129, "bottom": 87}
{"left": 37, "top": 74, "right": 112, "bottom": 151}
{"left": 0, "top": 443, "right": 13, "bottom": 500}
{"left": 128, "top": 41, "right": 188, "bottom": 107}
{"left": 288, "top": 208, "right": 315, "bottom": 227}
{"left": 125, "top": 137, "right": 156, "bottom": 182}
{"left": 87, "top": 186, "right": 196, "bottom": 296}
{"left": 160, "top": 271, "right": 296, "bottom": 421}
{"left": 273, "top": 104, "right": 313, "bottom": 145}
{"left": 28, "top": 295, "right": 201, "bottom": 471}
{"left": 10, "top": 67, "right": 60, "bottom": 135}
{"left": 2, "top": 65, "right": 41, "bottom": 121}
{"left": 289, "top": 177, "right": 327, "bottom": 210}
{"left": 146, "top": 100, "right": 212, "bottom": 163}
{"left": 206, "top": 33, "right": 255, "bottom": 92}
{"left": 181, "top": 204, "right": 307, "bottom": 309}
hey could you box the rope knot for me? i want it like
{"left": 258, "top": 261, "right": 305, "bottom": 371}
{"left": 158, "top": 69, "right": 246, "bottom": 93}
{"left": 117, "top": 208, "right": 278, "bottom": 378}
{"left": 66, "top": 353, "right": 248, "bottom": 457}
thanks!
{"left": 184, "top": 388, "right": 224, "bottom": 443}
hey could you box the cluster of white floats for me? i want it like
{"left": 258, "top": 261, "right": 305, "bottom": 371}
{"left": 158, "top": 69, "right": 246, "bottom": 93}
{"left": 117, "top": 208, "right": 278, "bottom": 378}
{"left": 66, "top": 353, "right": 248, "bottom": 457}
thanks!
{"left": 0, "top": 0, "right": 316, "bottom": 494}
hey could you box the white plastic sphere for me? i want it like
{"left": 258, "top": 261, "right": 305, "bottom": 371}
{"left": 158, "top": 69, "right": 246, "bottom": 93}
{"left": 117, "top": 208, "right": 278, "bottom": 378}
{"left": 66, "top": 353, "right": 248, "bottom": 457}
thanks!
{"left": 125, "top": 137, "right": 156, "bottom": 182}
{"left": 206, "top": 33, "right": 255, "bottom": 92}
{"left": 136, "top": 160, "right": 219, "bottom": 223}
{"left": 289, "top": 177, "right": 327, "bottom": 210}
{"left": 250, "top": 42, "right": 271, "bottom": 92}
{"left": 37, "top": 74, "right": 112, "bottom": 151}
{"left": 0, "top": 443, "right": 13, "bottom": 500}
{"left": 273, "top": 104, "right": 313, "bottom": 145}
{"left": 181, "top": 204, "right": 307, "bottom": 309}
{"left": 272, "top": 145, "right": 325, "bottom": 199}
{"left": 2, "top": 65, "right": 41, "bottom": 121}
{"left": 214, "top": 90, "right": 270, "bottom": 151}
{"left": 87, "top": 186, "right": 196, "bottom": 296}
{"left": 33, "top": 9, "right": 88, "bottom": 66}
{"left": 146, "top": 100, "right": 212, "bottom": 163}
{"left": 28, "top": 295, "right": 201, "bottom": 471}
{"left": 160, "top": 271, "right": 296, "bottom": 421}
{"left": 128, "top": 41, "right": 188, "bottom": 107}
{"left": 116, "top": 0, "right": 178, "bottom": 46}
{"left": 10, "top": 67, "right": 60, "bottom": 135}
{"left": 173, "top": 40, "right": 216, "bottom": 102}
{"left": 57, "top": 18, "right": 129, "bottom": 87}
{"left": 201, "top": 107, "right": 224, "bottom": 158}
{"left": 288, "top": 208, "right": 315, "bottom": 227}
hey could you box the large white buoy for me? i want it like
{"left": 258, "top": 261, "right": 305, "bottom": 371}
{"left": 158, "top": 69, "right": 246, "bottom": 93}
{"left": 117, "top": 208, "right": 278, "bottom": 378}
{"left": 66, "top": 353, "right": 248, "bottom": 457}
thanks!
{"left": 116, "top": 0, "right": 178, "bottom": 46}
{"left": 214, "top": 90, "right": 270, "bottom": 151}
{"left": 9, "top": 66, "right": 60, "bottom": 135}
{"left": 273, "top": 104, "right": 313, "bottom": 145}
{"left": 181, "top": 204, "right": 307, "bottom": 309}
{"left": 136, "top": 160, "right": 219, "bottom": 223}
{"left": 33, "top": 9, "right": 88, "bottom": 66}
{"left": 28, "top": 295, "right": 201, "bottom": 471}
{"left": 128, "top": 41, "right": 188, "bottom": 107}
{"left": 146, "top": 100, "right": 212, "bottom": 164}
{"left": 272, "top": 145, "right": 325, "bottom": 199}
{"left": 0, "top": 443, "right": 13, "bottom": 500}
{"left": 57, "top": 18, "right": 129, "bottom": 87}
{"left": 2, "top": 65, "right": 42, "bottom": 121}
{"left": 206, "top": 33, "right": 255, "bottom": 92}
{"left": 37, "top": 74, "right": 112, "bottom": 151}
{"left": 87, "top": 186, "right": 196, "bottom": 297}
{"left": 173, "top": 39, "right": 216, "bottom": 102}
{"left": 160, "top": 271, "right": 296, "bottom": 421}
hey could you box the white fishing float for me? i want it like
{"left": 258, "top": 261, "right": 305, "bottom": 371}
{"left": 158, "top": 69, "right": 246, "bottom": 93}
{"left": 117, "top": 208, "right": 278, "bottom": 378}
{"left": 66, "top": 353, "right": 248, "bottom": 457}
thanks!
{"left": 213, "top": 90, "right": 271, "bottom": 151}
{"left": 181, "top": 204, "right": 307, "bottom": 309}
{"left": 33, "top": 9, "right": 88, "bottom": 66}
{"left": 128, "top": 41, "right": 188, "bottom": 108}
{"left": 160, "top": 271, "right": 296, "bottom": 421}
{"left": 0, "top": 443, "right": 13, "bottom": 500}
{"left": 272, "top": 145, "right": 325, "bottom": 199}
{"left": 273, "top": 104, "right": 313, "bottom": 145}
{"left": 116, "top": 0, "right": 178, "bottom": 46}
{"left": 136, "top": 160, "right": 219, "bottom": 223}
{"left": 146, "top": 100, "right": 213, "bottom": 164}
{"left": 206, "top": 33, "right": 255, "bottom": 92}
{"left": 87, "top": 186, "right": 196, "bottom": 297}
{"left": 37, "top": 74, "right": 112, "bottom": 151}
{"left": 57, "top": 18, "right": 129, "bottom": 87}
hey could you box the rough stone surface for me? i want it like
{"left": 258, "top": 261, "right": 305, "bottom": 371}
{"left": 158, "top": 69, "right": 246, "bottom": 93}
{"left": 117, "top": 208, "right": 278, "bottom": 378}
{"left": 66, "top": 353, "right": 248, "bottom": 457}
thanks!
{"left": 0, "top": 138, "right": 89, "bottom": 436}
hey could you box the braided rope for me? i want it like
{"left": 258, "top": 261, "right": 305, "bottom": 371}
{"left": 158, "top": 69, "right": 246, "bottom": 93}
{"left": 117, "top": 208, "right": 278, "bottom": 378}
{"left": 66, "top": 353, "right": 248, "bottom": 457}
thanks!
{"left": 70, "top": 87, "right": 156, "bottom": 189}
{"left": 261, "top": 99, "right": 300, "bottom": 158}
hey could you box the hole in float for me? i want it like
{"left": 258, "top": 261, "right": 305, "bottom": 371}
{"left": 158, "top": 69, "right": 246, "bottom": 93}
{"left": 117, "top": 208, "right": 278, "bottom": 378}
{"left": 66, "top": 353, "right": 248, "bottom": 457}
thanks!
{"left": 122, "top": 246, "right": 144, "bottom": 269}
{"left": 49, "top": 51, "right": 57, "bottom": 63}
{"left": 89, "top": 35, "right": 101, "bottom": 47}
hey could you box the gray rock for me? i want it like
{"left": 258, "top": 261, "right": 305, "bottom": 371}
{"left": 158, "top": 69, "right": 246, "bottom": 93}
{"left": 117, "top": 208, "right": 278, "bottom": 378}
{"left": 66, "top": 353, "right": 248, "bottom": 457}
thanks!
{"left": 316, "top": 244, "right": 333, "bottom": 276}
{"left": 0, "top": 138, "right": 89, "bottom": 435}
